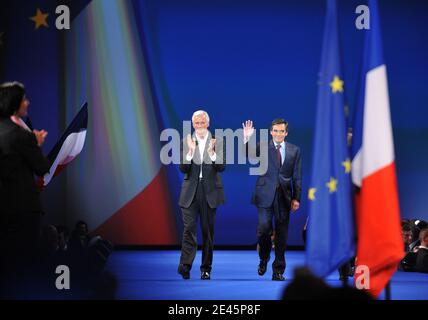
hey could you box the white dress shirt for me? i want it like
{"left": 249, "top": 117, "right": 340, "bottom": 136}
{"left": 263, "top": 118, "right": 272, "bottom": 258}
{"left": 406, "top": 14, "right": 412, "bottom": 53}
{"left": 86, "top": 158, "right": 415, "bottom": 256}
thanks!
{"left": 10, "top": 115, "right": 31, "bottom": 132}
{"left": 186, "top": 134, "right": 217, "bottom": 178}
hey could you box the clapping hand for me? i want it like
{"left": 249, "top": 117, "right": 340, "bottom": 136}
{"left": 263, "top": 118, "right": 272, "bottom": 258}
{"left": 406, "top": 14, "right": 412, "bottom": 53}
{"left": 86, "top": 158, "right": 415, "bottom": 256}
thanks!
{"left": 186, "top": 134, "right": 196, "bottom": 156}
{"left": 208, "top": 138, "right": 216, "bottom": 156}
{"left": 33, "top": 129, "right": 48, "bottom": 147}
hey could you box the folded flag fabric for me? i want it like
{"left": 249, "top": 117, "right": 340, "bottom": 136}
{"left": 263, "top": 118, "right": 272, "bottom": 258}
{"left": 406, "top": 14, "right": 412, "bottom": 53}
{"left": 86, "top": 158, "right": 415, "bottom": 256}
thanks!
{"left": 41, "top": 102, "right": 88, "bottom": 186}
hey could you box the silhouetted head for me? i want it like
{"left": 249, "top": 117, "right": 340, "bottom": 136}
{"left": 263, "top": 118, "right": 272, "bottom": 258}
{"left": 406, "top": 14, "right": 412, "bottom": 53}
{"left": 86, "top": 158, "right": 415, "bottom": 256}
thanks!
{"left": 75, "top": 220, "right": 89, "bottom": 236}
{"left": 56, "top": 225, "right": 70, "bottom": 250}
{"left": 40, "top": 224, "right": 59, "bottom": 252}
{"left": 419, "top": 228, "right": 428, "bottom": 247}
{"left": 282, "top": 267, "right": 373, "bottom": 300}
{"left": 0, "top": 82, "right": 28, "bottom": 118}
{"left": 402, "top": 223, "right": 414, "bottom": 245}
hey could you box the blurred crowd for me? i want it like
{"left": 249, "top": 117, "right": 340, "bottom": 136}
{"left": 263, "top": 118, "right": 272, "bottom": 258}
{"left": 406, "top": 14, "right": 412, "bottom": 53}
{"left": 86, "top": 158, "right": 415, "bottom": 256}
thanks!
{"left": 1, "top": 220, "right": 115, "bottom": 299}
{"left": 400, "top": 219, "right": 428, "bottom": 273}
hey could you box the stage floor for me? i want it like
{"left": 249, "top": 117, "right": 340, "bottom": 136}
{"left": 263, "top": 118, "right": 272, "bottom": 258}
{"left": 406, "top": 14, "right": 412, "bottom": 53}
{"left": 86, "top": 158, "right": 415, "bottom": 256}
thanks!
{"left": 105, "top": 250, "right": 428, "bottom": 300}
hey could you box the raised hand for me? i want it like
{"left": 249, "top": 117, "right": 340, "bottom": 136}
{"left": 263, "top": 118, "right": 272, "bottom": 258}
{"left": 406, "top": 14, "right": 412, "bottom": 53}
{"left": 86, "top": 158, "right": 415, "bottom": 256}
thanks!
{"left": 242, "top": 120, "right": 254, "bottom": 142}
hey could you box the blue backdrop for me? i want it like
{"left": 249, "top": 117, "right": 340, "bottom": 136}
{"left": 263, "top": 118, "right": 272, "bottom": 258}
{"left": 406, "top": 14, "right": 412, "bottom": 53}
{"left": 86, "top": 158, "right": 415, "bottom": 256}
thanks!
{"left": 141, "top": 0, "right": 428, "bottom": 245}
{"left": 1, "top": 0, "right": 427, "bottom": 245}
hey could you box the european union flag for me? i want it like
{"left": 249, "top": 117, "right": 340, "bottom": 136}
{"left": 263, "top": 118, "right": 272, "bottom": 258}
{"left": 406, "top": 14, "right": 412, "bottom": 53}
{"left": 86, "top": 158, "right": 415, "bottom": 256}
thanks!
{"left": 306, "top": 0, "right": 355, "bottom": 277}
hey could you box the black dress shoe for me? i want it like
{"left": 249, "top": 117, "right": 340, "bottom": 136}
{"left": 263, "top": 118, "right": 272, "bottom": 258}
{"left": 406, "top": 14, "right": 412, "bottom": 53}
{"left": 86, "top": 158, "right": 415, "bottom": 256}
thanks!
{"left": 201, "top": 271, "right": 210, "bottom": 280}
{"left": 272, "top": 273, "right": 285, "bottom": 281}
{"left": 258, "top": 260, "right": 267, "bottom": 276}
{"left": 178, "top": 264, "right": 190, "bottom": 279}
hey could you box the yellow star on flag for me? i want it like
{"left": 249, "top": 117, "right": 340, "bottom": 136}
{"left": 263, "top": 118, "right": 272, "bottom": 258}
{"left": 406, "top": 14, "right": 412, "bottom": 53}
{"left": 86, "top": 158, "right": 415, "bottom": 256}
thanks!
{"left": 326, "top": 177, "right": 338, "bottom": 193}
{"left": 330, "top": 75, "right": 344, "bottom": 93}
{"left": 308, "top": 188, "right": 317, "bottom": 201}
{"left": 30, "top": 8, "right": 49, "bottom": 30}
{"left": 342, "top": 159, "right": 351, "bottom": 174}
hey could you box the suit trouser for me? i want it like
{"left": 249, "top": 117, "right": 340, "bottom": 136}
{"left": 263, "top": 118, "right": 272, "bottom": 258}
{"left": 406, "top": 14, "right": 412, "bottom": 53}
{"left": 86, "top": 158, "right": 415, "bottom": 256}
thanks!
{"left": 179, "top": 179, "right": 216, "bottom": 272}
{"left": 257, "top": 188, "right": 290, "bottom": 274}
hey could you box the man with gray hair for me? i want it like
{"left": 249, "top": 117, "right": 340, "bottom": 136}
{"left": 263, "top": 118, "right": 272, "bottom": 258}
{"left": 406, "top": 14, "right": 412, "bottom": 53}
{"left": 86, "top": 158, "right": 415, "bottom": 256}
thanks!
{"left": 177, "top": 110, "right": 225, "bottom": 280}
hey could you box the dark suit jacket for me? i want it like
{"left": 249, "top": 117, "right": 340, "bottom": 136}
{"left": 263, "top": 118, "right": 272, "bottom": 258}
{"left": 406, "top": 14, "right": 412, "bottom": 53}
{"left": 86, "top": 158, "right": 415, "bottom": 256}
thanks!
{"left": 415, "top": 247, "right": 428, "bottom": 273}
{"left": 0, "top": 118, "right": 51, "bottom": 218}
{"left": 178, "top": 132, "right": 225, "bottom": 209}
{"left": 249, "top": 139, "right": 302, "bottom": 210}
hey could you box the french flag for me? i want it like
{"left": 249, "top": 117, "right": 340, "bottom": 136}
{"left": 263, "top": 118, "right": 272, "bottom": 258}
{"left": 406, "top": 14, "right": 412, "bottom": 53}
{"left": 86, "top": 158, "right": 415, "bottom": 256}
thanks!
{"left": 351, "top": 0, "right": 404, "bottom": 298}
{"left": 41, "top": 102, "right": 88, "bottom": 186}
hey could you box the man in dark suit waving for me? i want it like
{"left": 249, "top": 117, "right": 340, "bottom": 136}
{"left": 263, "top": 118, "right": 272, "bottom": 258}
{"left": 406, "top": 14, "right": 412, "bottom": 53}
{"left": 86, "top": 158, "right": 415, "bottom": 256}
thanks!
{"left": 243, "top": 118, "right": 301, "bottom": 281}
{"left": 178, "top": 110, "right": 225, "bottom": 280}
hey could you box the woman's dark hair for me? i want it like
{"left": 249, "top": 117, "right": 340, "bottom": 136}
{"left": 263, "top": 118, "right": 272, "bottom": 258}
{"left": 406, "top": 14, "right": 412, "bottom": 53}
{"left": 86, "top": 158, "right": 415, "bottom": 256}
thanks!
{"left": 0, "top": 82, "right": 26, "bottom": 118}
